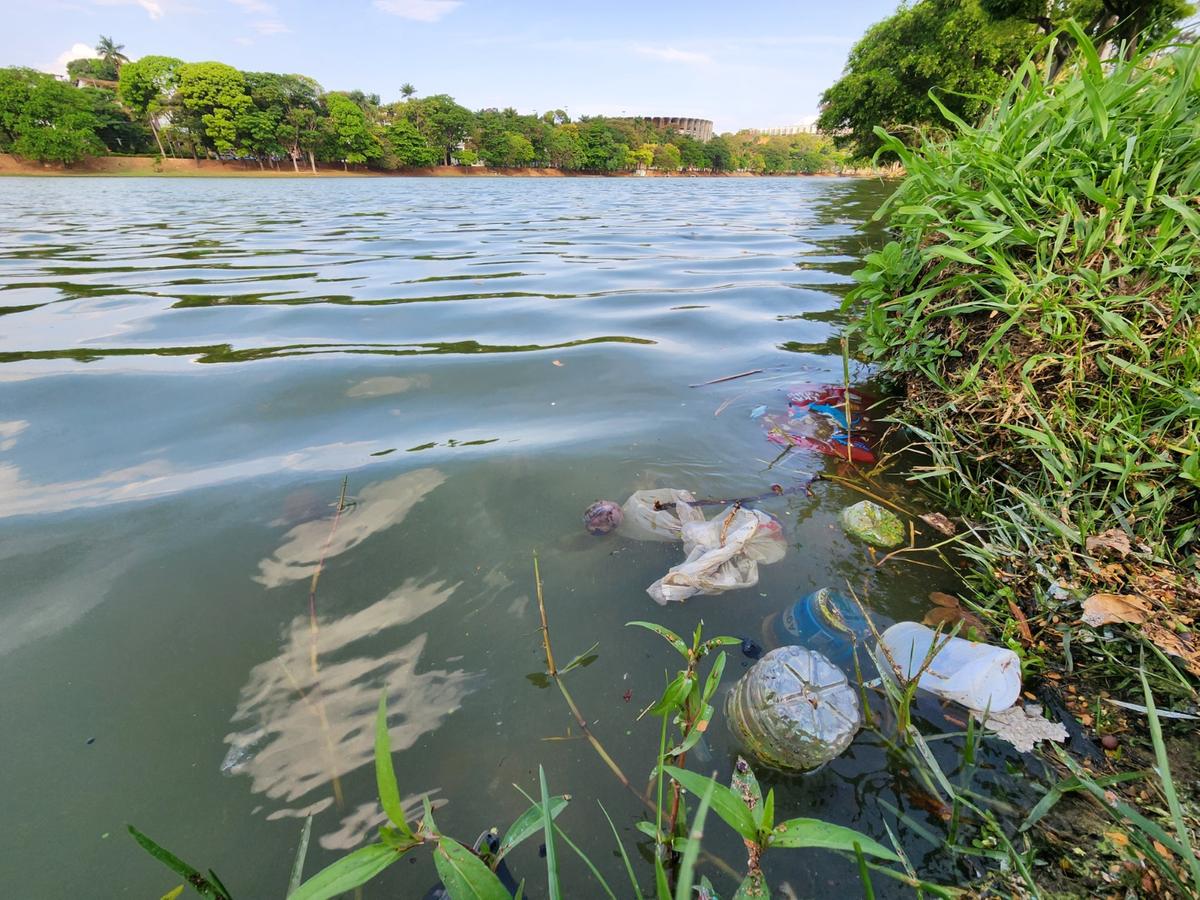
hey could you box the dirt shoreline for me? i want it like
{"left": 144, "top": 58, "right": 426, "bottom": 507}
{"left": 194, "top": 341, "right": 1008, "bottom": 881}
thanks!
{"left": 0, "top": 153, "right": 886, "bottom": 178}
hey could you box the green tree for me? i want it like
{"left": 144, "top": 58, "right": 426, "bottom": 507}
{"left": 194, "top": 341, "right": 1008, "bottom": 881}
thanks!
{"left": 325, "top": 92, "right": 381, "bottom": 168}
{"left": 982, "top": 0, "right": 1193, "bottom": 74}
{"left": 67, "top": 57, "right": 119, "bottom": 82}
{"left": 704, "top": 135, "right": 733, "bottom": 171}
{"left": 409, "top": 94, "right": 473, "bottom": 164}
{"left": 243, "top": 71, "right": 323, "bottom": 170}
{"left": 118, "top": 55, "right": 182, "bottom": 156}
{"left": 630, "top": 143, "right": 655, "bottom": 170}
{"left": 95, "top": 35, "right": 129, "bottom": 68}
{"left": 818, "top": 0, "right": 1038, "bottom": 158}
{"left": 400, "top": 82, "right": 416, "bottom": 99}
{"left": 652, "top": 142, "right": 680, "bottom": 171}
{"left": 176, "top": 62, "right": 253, "bottom": 156}
{"left": 0, "top": 67, "right": 106, "bottom": 163}
{"left": 545, "top": 124, "right": 584, "bottom": 169}
{"left": 387, "top": 116, "right": 439, "bottom": 166}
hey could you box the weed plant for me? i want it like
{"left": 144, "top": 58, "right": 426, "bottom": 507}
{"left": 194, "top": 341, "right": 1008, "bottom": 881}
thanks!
{"left": 848, "top": 27, "right": 1200, "bottom": 695}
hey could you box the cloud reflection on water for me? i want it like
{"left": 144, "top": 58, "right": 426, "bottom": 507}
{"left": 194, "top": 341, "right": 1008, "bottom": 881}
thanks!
{"left": 254, "top": 467, "right": 446, "bottom": 588}
{"left": 224, "top": 576, "right": 477, "bottom": 846}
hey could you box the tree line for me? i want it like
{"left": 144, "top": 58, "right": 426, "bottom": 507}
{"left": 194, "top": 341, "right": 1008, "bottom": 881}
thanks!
{"left": 818, "top": 0, "right": 1194, "bottom": 157}
{"left": 0, "top": 39, "right": 848, "bottom": 174}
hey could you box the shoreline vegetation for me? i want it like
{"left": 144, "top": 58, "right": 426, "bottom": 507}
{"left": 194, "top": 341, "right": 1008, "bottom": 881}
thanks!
{"left": 0, "top": 152, "right": 893, "bottom": 178}
{"left": 850, "top": 29, "right": 1199, "bottom": 895}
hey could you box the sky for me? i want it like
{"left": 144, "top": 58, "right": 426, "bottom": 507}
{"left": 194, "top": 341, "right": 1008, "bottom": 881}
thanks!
{"left": 1, "top": 0, "right": 900, "bottom": 133}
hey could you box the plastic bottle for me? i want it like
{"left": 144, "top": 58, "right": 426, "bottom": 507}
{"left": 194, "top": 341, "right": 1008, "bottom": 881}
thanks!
{"left": 767, "top": 587, "right": 871, "bottom": 668}
{"left": 725, "top": 646, "right": 862, "bottom": 772}
{"left": 878, "top": 622, "right": 1021, "bottom": 711}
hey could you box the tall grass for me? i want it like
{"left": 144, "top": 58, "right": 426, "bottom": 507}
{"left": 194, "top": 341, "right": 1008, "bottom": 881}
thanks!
{"left": 849, "top": 28, "right": 1200, "bottom": 679}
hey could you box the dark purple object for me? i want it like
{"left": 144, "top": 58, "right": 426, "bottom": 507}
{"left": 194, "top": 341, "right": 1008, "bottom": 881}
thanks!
{"left": 583, "top": 499, "right": 623, "bottom": 535}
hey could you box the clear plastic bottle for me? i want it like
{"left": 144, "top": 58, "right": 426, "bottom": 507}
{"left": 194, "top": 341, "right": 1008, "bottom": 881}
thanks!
{"left": 879, "top": 622, "right": 1021, "bottom": 711}
{"left": 725, "top": 646, "right": 862, "bottom": 771}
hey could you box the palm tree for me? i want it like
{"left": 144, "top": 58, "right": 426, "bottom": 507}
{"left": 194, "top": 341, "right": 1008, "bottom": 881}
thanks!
{"left": 95, "top": 35, "right": 129, "bottom": 67}
{"left": 400, "top": 83, "right": 416, "bottom": 99}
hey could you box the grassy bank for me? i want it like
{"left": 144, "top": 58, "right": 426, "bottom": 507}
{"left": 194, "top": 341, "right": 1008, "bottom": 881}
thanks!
{"left": 0, "top": 153, "right": 889, "bottom": 178}
{"left": 849, "top": 30, "right": 1199, "bottom": 893}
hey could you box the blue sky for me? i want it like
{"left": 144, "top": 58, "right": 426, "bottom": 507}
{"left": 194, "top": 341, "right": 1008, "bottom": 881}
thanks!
{"left": 5, "top": 0, "right": 899, "bottom": 132}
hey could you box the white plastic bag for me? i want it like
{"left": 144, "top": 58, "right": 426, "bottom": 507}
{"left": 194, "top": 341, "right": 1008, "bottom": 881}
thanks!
{"left": 620, "top": 489, "right": 697, "bottom": 542}
{"left": 646, "top": 501, "right": 786, "bottom": 605}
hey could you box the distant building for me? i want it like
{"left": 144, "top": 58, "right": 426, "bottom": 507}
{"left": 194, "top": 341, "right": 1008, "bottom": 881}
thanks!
{"left": 644, "top": 117, "right": 714, "bottom": 142}
{"left": 749, "top": 123, "right": 820, "bottom": 136}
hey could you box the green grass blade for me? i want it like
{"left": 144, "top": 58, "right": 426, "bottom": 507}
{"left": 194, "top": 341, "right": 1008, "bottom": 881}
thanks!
{"left": 538, "top": 766, "right": 561, "bottom": 900}
{"left": 673, "top": 775, "right": 714, "bottom": 900}
{"left": 598, "top": 802, "right": 645, "bottom": 900}
{"left": 286, "top": 816, "right": 312, "bottom": 897}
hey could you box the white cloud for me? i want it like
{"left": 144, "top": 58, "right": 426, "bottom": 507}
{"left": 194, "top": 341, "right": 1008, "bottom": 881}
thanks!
{"left": 49, "top": 42, "right": 99, "bottom": 76}
{"left": 633, "top": 45, "right": 712, "bottom": 65}
{"left": 229, "top": 0, "right": 274, "bottom": 12}
{"left": 373, "top": 0, "right": 462, "bottom": 23}
{"left": 91, "top": 0, "right": 165, "bottom": 20}
{"left": 253, "top": 19, "right": 289, "bottom": 34}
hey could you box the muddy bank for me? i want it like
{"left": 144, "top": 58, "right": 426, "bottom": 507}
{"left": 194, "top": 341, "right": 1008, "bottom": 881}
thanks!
{"left": 0, "top": 154, "right": 889, "bottom": 178}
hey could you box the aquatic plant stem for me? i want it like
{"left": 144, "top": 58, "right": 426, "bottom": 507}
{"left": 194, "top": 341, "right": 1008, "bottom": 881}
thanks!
{"left": 533, "top": 555, "right": 638, "bottom": 801}
{"left": 302, "top": 476, "right": 350, "bottom": 810}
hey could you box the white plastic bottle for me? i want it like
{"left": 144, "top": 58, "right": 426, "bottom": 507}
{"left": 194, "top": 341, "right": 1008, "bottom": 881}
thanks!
{"left": 878, "top": 622, "right": 1021, "bottom": 712}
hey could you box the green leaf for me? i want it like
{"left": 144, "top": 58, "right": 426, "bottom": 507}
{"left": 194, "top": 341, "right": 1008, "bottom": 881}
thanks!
{"left": 661, "top": 767, "right": 757, "bottom": 841}
{"left": 127, "top": 826, "right": 232, "bottom": 900}
{"left": 668, "top": 705, "right": 712, "bottom": 758}
{"left": 539, "top": 766, "right": 561, "bottom": 900}
{"left": 730, "top": 872, "right": 767, "bottom": 899}
{"left": 626, "top": 621, "right": 688, "bottom": 656}
{"left": 702, "top": 651, "right": 727, "bottom": 704}
{"left": 375, "top": 693, "right": 414, "bottom": 838}
{"left": 290, "top": 844, "right": 403, "bottom": 900}
{"left": 729, "top": 759, "right": 762, "bottom": 828}
{"left": 673, "top": 774, "right": 715, "bottom": 900}
{"left": 433, "top": 838, "right": 511, "bottom": 900}
{"left": 650, "top": 673, "right": 693, "bottom": 716}
{"left": 560, "top": 642, "right": 600, "bottom": 674}
{"left": 160, "top": 888, "right": 185, "bottom": 900}
{"left": 635, "top": 820, "right": 659, "bottom": 840}
{"left": 497, "top": 794, "right": 569, "bottom": 863}
{"left": 769, "top": 818, "right": 899, "bottom": 862}
{"left": 761, "top": 789, "right": 775, "bottom": 833}
{"left": 287, "top": 816, "right": 312, "bottom": 897}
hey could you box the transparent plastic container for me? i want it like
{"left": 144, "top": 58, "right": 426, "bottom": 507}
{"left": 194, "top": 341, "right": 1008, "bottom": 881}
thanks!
{"left": 879, "top": 622, "right": 1021, "bottom": 711}
{"left": 725, "top": 646, "right": 862, "bottom": 771}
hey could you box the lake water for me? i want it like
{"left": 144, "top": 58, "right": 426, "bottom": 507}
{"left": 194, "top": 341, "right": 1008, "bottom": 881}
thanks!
{"left": 0, "top": 176, "right": 1020, "bottom": 897}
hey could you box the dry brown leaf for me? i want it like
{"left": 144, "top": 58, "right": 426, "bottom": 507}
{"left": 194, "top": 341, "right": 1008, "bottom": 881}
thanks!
{"left": 929, "top": 591, "right": 960, "bottom": 608}
{"left": 1140, "top": 623, "right": 1200, "bottom": 677}
{"left": 1086, "top": 528, "right": 1132, "bottom": 558}
{"left": 1081, "top": 593, "right": 1152, "bottom": 627}
{"left": 924, "top": 605, "right": 987, "bottom": 637}
{"left": 1008, "top": 599, "right": 1034, "bottom": 645}
{"left": 920, "top": 512, "right": 956, "bottom": 536}
{"left": 1105, "top": 831, "right": 1130, "bottom": 849}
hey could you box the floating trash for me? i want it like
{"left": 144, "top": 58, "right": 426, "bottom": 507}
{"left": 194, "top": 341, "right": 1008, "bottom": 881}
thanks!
{"left": 619, "top": 489, "right": 787, "bottom": 604}
{"left": 879, "top": 622, "right": 1021, "bottom": 712}
{"left": 726, "top": 646, "right": 862, "bottom": 771}
{"left": 762, "top": 384, "right": 877, "bottom": 463}
{"left": 839, "top": 500, "right": 905, "bottom": 548}
{"left": 766, "top": 587, "right": 871, "bottom": 668}
{"left": 582, "top": 499, "right": 623, "bottom": 536}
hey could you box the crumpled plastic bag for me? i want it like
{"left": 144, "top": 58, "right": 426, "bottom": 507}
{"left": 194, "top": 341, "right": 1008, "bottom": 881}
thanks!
{"left": 620, "top": 489, "right": 697, "bottom": 542}
{"left": 649, "top": 503, "right": 787, "bottom": 605}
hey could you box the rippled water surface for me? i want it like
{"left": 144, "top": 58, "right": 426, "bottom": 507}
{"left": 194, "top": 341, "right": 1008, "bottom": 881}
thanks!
{"left": 0, "top": 177, "right": 1015, "bottom": 897}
